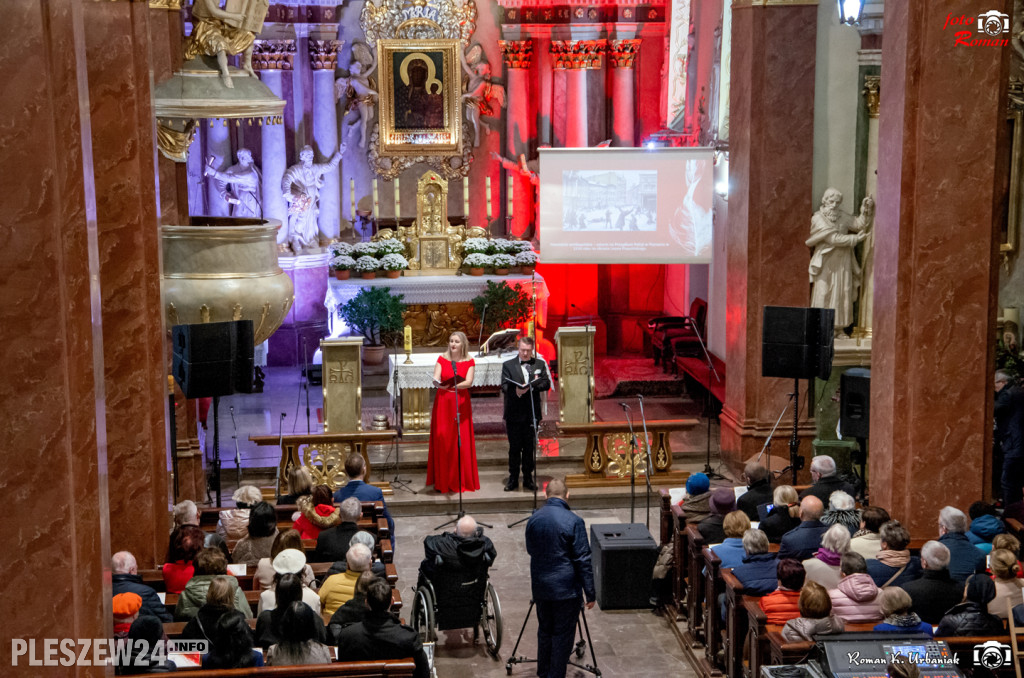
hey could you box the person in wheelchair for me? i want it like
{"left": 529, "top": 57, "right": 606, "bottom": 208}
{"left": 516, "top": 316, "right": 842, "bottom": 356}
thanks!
{"left": 420, "top": 515, "right": 497, "bottom": 581}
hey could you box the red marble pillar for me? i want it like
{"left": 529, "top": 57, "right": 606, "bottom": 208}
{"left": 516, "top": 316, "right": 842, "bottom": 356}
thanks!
{"left": 554, "top": 40, "right": 606, "bottom": 148}
{"left": 869, "top": 1, "right": 1008, "bottom": 532}
{"left": 500, "top": 39, "right": 535, "bottom": 238}
{"left": 720, "top": 1, "right": 818, "bottom": 476}
{"left": 609, "top": 39, "right": 641, "bottom": 147}
{"left": 0, "top": 0, "right": 110, "bottom": 670}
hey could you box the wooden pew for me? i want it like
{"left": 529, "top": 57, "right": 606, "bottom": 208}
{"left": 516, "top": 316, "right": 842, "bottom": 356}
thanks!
{"left": 164, "top": 660, "right": 417, "bottom": 677}
{"left": 164, "top": 588, "right": 403, "bottom": 618}
{"left": 686, "top": 525, "right": 707, "bottom": 645}
{"left": 721, "top": 570, "right": 748, "bottom": 678}
{"left": 702, "top": 547, "right": 725, "bottom": 673}
{"left": 742, "top": 596, "right": 769, "bottom": 678}
{"left": 199, "top": 502, "right": 385, "bottom": 528}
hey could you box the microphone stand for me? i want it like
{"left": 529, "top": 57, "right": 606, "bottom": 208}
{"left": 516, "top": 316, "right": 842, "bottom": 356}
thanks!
{"left": 384, "top": 335, "right": 416, "bottom": 494}
{"left": 229, "top": 405, "right": 242, "bottom": 487}
{"left": 211, "top": 396, "right": 222, "bottom": 506}
{"left": 435, "top": 356, "right": 490, "bottom": 530}
{"left": 636, "top": 394, "right": 655, "bottom": 530}
{"left": 621, "top": 402, "right": 638, "bottom": 524}
{"left": 276, "top": 412, "right": 286, "bottom": 499}
{"left": 477, "top": 304, "right": 489, "bottom": 356}
{"left": 689, "top": 323, "right": 725, "bottom": 479}
{"left": 508, "top": 363, "right": 545, "bottom": 529}
{"left": 755, "top": 392, "right": 797, "bottom": 482}
{"left": 302, "top": 340, "right": 311, "bottom": 434}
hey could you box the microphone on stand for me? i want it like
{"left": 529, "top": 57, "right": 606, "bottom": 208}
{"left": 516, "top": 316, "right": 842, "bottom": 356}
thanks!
{"left": 619, "top": 402, "right": 630, "bottom": 411}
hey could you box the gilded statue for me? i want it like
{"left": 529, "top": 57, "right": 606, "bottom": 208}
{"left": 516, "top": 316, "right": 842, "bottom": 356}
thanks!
{"left": 423, "top": 305, "right": 453, "bottom": 346}
{"left": 335, "top": 42, "right": 378, "bottom": 150}
{"left": 282, "top": 142, "right": 346, "bottom": 253}
{"left": 806, "top": 188, "right": 872, "bottom": 334}
{"left": 204, "top": 148, "right": 262, "bottom": 218}
{"left": 185, "top": 0, "right": 269, "bottom": 88}
{"left": 460, "top": 43, "right": 505, "bottom": 147}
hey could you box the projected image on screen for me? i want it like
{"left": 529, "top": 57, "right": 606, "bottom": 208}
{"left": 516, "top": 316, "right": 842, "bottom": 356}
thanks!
{"left": 562, "top": 171, "right": 657, "bottom": 232}
{"left": 669, "top": 159, "right": 713, "bottom": 257}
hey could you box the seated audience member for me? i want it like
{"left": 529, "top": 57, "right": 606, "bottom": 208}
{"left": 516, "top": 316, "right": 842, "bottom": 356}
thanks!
{"left": 173, "top": 499, "right": 200, "bottom": 530}
{"left": 328, "top": 571, "right": 377, "bottom": 642}
{"left": 181, "top": 576, "right": 236, "bottom": 641}
{"left": 117, "top": 615, "right": 177, "bottom": 675}
{"left": 112, "top": 551, "right": 172, "bottom": 622}
{"left": 336, "top": 578, "right": 430, "bottom": 678}
{"left": 320, "top": 542, "right": 372, "bottom": 616}
{"left": 777, "top": 496, "right": 828, "bottom": 561}
{"left": 174, "top": 547, "right": 252, "bottom": 621}
{"left": 966, "top": 501, "right": 1005, "bottom": 554}
{"left": 202, "top": 609, "right": 263, "bottom": 669}
{"left": 217, "top": 485, "right": 263, "bottom": 541}
{"left": 253, "top": 529, "right": 315, "bottom": 592}
{"left": 821, "top": 491, "right": 861, "bottom": 536}
{"left": 277, "top": 466, "right": 313, "bottom": 507}
{"left": 782, "top": 581, "right": 845, "bottom": 642}
{"left": 255, "top": 573, "right": 327, "bottom": 651}
{"left": 313, "top": 497, "right": 362, "bottom": 564}
{"left": 163, "top": 524, "right": 205, "bottom": 594}
{"left": 803, "top": 524, "right": 851, "bottom": 589}
{"left": 828, "top": 552, "right": 882, "bottom": 623}
{"left": 698, "top": 488, "right": 737, "bottom": 544}
{"left": 333, "top": 454, "right": 396, "bottom": 547}
{"left": 293, "top": 484, "right": 341, "bottom": 540}
{"left": 257, "top": 549, "right": 322, "bottom": 615}
{"left": 266, "top": 600, "right": 333, "bottom": 666}
{"left": 799, "top": 455, "right": 856, "bottom": 504}
{"left": 113, "top": 593, "right": 142, "bottom": 638}
{"left": 937, "top": 506, "right": 987, "bottom": 583}
{"left": 325, "top": 531, "right": 387, "bottom": 580}
{"left": 899, "top": 540, "right": 964, "bottom": 625}
{"left": 873, "top": 586, "right": 933, "bottom": 636}
{"left": 850, "top": 506, "right": 890, "bottom": 561}
{"left": 710, "top": 511, "right": 751, "bottom": 569}
{"left": 867, "top": 521, "right": 921, "bottom": 587}
{"left": 678, "top": 472, "right": 713, "bottom": 525}
{"left": 760, "top": 485, "right": 802, "bottom": 543}
{"left": 992, "top": 533, "right": 1024, "bottom": 578}
{"left": 935, "top": 574, "right": 1005, "bottom": 636}
{"left": 759, "top": 558, "right": 806, "bottom": 625}
{"left": 231, "top": 501, "right": 279, "bottom": 566}
{"left": 737, "top": 463, "right": 773, "bottom": 521}
{"left": 888, "top": 654, "right": 923, "bottom": 678}
{"left": 420, "top": 515, "right": 497, "bottom": 578}
{"left": 732, "top": 529, "right": 779, "bottom": 596}
{"left": 988, "top": 548, "right": 1024, "bottom": 619}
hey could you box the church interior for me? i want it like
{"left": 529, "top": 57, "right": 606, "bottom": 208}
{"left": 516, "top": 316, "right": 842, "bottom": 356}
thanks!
{"left": 4, "top": 0, "right": 1024, "bottom": 675}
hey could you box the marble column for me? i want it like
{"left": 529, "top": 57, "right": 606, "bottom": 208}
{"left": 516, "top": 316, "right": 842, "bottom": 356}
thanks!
{"left": 206, "top": 119, "right": 232, "bottom": 216}
{"left": 500, "top": 39, "right": 535, "bottom": 237}
{"left": 535, "top": 31, "right": 554, "bottom": 147}
{"left": 609, "top": 39, "right": 641, "bottom": 147}
{"left": 869, "top": 0, "right": 1008, "bottom": 531}
{"left": 551, "top": 42, "right": 568, "bottom": 147}
{"left": 310, "top": 39, "right": 343, "bottom": 241}
{"left": 720, "top": 0, "right": 818, "bottom": 478}
{"left": 554, "top": 41, "right": 606, "bottom": 148}
{"left": 256, "top": 40, "right": 295, "bottom": 235}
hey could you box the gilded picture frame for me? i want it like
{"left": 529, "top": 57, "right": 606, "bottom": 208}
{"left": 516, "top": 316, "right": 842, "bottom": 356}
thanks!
{"left": 377, "top": 39, "right": 462, "bottom": 156}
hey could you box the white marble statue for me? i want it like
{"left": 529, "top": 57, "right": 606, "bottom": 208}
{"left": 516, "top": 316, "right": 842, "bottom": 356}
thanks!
{"left": 335, "top": 42, "right": 378, "bottom": 150}
{"left": 460, "top": 44, "right": 505, "bottom": 147}
{"left": 855, "top": 195, "right": 876, "bottom": 332}
{"left": 806, "top": 188, "right": 872, "bottom": 334}
{"left": 281, "top": 144, "right": 344, "bottom": 253}
{"left": 203, "top": 148, "right": 262, "bottom": 219}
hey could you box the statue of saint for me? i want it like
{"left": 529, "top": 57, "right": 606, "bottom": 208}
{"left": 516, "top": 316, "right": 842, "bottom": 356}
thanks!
{"left": 281, "top": 144, "right": 344, "bottom": 254}
{"left": 806, "top": 188, "right": 870, "bottom": 334}
{"left": 204, "top": 148, "right": 262, "bottom": 219}
{"left": 855, "top": 196, "right": 876, "bottom": 333}
{"left": 184, "top": 0, "right": 268, "bottom": 88}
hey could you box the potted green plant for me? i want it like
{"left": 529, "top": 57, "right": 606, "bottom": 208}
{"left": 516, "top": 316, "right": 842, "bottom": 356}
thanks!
{"left": 378, "top": 253, "right": 409, "bottom": 278}
{"left": 330, "top": 254, "right": 357, "bottom": 280}
{"left": 338, "top": 286, "right": 407, "bottom": 364}
{"left": 471, "top": 280, "right": 533, "bottom": 337}
{"left": 490, "top": 238, "right": 514, "bottom": 255}
{"left": 463, "top": 252, "right": 491, "bottom": 276}
{"left": 355, "top": 255, "right": 379, "bottom": 280}
{"left": 491, "top": 253, "right": 516, "bottom": 275}
{"left": 353, "top": 241, "right": 380, "bottom": 258}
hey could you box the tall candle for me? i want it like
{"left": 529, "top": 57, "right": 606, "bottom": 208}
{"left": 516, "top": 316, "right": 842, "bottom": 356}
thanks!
{"left": 1006, "top": 307, "right": 1021, "bottom": 326}
{"left": 394, "top": 177, "right": 401, "bottom": 218}
{"left": 463, "top": 176, "right": 469, "bottom": 217}
{"left": 507, "top": 175, "right": 514, "bottom": 219}
{"left": 350, "top": 179, "right": 356, "bottom": 218}
{"left": 486, "top": 176, "right": 492, "bottom": 221}
{"left": 373, "top": 180, "right": 379, "bottom": 218}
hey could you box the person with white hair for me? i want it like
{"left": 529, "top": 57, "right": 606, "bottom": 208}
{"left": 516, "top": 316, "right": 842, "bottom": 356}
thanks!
{"left": 799, "top": 455, "right": 856, "bottom": 505}
{"left": 802, "top": 524, "right": 851, "bottom": 589}
{"left": 173, "top": 500, "right": 200, "bottom": 530}
{"left": 937, "top": 506, "right": 986, "bottom": 583}
{"left": 312, "top": 497, "right": 362, "bottom": 564}
{"left": 318, "top": 543, "right": 373, "bottom": 617}
{"left": 899, "top": 540, "right": 964, "bottom": 624}
{"left": 112, "top": 551, "right": 172, "bottom": 622}
{"left": 324, "top": 531, "right": 387, "bottom": 580}
{"left": 419, "top": 514, "right": 497, "bottom": 580}
{"left": 217, "top": 485, "right": 264, "bottom": 540}
{"left": 821, "top": 490, "right": 861, "bottom": 536}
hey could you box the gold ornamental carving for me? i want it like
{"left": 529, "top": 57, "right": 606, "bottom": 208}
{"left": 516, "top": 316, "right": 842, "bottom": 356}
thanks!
{"left": 863, "top": 75, "right": 880, "bottom": 119}
{"left": 499, "top": 40, "right": 534, "bottom": 69}
{"left": 149, "top": 0, "right": 182, "bottom": 9}
{"left": 156, "top": 120, "right": 197, "bottom": 162}
{"left": 302, "top": 444, "right": 350, "bottom": 490}
{"left": 604, "top": 433, "right": 649, "bottom": 478}
{"left": 608, "top": 39, "right": 642, "bottom": 69}
{"left": 254, "top": 40, "right": 296, "bottom": 71}
{"left": 309, "top": 40, "right": 344, "bottom": 70}
{"left": 550, "top": 40, "right": 606, "bottom": 70}
{"left": 362, "top": 0, "right": 476, "bottom": 47}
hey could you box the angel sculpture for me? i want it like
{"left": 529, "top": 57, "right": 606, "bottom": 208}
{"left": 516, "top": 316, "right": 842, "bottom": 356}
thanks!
{"left": 335, "top": 42, "right": 378, "bottom": 149}
{"left": 460, "top": 44, "right": 505, "bottom": 147}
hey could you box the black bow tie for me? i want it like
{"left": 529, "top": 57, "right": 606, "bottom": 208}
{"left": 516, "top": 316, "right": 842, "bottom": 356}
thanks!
{"left": 520, "top": 360, "right": 531, "bottom": 365}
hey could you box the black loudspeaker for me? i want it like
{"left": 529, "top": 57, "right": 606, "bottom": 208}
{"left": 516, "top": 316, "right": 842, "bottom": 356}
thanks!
{"left": 590, "top": 523, "right": 658, "bottom": 609}
{"left": 172, "top": 321, "right": 255, "bottom": 399}
{"left": 840, "top": 367, "right": 871, "bottom": 439}
{"left": 761, "top": 306, "right": 835, "bottom": 380}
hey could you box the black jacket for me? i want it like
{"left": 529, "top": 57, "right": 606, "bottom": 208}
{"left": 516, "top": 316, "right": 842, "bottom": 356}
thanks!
{"left": 327, "top": 593, "right": 369, "bottom": 644}
{"left": 336, "top": 611, "right": 430, "bottom": 678}
{"left": 525, "top": 497, "right": 596, "bottom": 602}
{"left": 900, "top": 568, "right": 965, "bottom": 625}
{"left": 736, "top": 479, "right": 773, "bottom": 521}
{"left": 759, "top": 505, "right": 801, "bottom": 543}
{"left": 777, "top": 520, "right": 828, "bottom": 561}
{"left": 313, "top": 521, "right": 360, "bottom": 564}
{"left": 501, "top": 357, "right": 551, "bottom": 423}
{"left": 112, "top": 573, "right": 173, "bottom": 623}
{"left": 935, "top": 602, "right": 1005, "bottom": 637}
{"left": 996, "top": 384, "right": 1024, "bottom": 458}
{"left": 254, "top": 606, "right": 327, "bottom": 651}
{"left": 698, "top": 515, "right": 726, "bottom": 545}
{"left": 180, "top": 604, "right": 233, "bottom": 641}
{"left": 420, "top": 530, "right": 497, "bottom": 578}
{"left": 799, "top": 475, "right": 857, "bottom": 505}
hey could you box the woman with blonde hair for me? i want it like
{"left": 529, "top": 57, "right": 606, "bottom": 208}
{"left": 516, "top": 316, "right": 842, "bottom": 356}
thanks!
{"left": 988, "top": 548, "right": 1024, "bottom": 618}
{"left": 759, "top": 485, "right": 801, "bottom": 543}
{"left": 426, "top": 331, "right": 479, "bottom": 493}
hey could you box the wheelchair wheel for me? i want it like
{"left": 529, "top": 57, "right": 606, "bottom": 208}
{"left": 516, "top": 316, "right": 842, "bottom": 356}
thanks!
{"left": 412, "top": 585, "right": 435, "bottom": 643}
{"left": 481, "top": 580, "right": 503, "bottom": 658}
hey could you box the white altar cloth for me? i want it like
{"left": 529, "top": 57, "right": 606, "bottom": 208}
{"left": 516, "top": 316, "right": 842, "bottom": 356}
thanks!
{"left": 387, "top": 350, "right": 519, "bottom": 396}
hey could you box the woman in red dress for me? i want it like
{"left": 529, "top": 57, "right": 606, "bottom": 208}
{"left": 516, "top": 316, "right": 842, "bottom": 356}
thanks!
{"left": 426, "top": 331, "right": 480, "bottom": 493}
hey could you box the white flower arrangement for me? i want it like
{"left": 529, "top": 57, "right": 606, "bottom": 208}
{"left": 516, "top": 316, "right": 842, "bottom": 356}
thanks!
{"left": 463, "top": 252, "right": 492, "bottom": 268}
{"left": 463, "top": 238, "right": 491, "bottom": 254}
{"left": 491, "top": 253, "right": 516, "bottom": 269}
{"left": 510, "top": 240, "right": 534, "bottom": 253}
{"left": 355, "top": 255, "right": 379, "bottom": 272}
{"left": 375, "top": 238, "right": 405, "bottom": 256}
{"left": 330, "top": 255, "right": 357, "bottom": 271}
{"left": 353, "top": 241, "right": 380, "bottom": 257}
{"left": 328, "top": 242, "right": 354, "bottom": 257}
{"left": 490, "top": 238, "right": 514, "bottom": 254}
{"left": 515, "top": 250, "right": 538, "bottom": 266}
{"left": 378, "top": 253, "right": 409, "bottom": 271}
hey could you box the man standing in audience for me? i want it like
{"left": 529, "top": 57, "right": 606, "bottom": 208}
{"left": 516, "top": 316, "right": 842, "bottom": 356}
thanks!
{"left": 937, "top": 506, "right": 987, "bottom": 583}
{"left": 798, "top": 456, "right": 856, "bottom": 504}
{"left": 501, "top": 336, "right": 551, "bottom": 492}
{"left": 737, "top": 463, "right": 773, "bottom": 521}
{"left": 336, "top": 578, "right": 429, "bottom": 678}
{"left": 996, "top": 370, "right": 1024, "bottom": 504}
{"left": 333, "top": 454, "right": 396, "bottom": 548}
{"left": 777, "top": 496, "right": 828, "bottom": 561}
{"left": 525, "top": 478, "right": 596, "bottom": 678}
{"left": 899, "top": 540, "right": 964, "bottom": 624}
{"left": 314, "top": 498, "right": 362, "bottom": 564}
{"left": 111, "top": 551, "right": 172, "bottom": 622}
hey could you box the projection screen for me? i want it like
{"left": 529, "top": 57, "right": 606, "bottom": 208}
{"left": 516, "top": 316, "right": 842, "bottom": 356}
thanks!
{"left": 538, "top": 147, "right": 714, "bottom": 264}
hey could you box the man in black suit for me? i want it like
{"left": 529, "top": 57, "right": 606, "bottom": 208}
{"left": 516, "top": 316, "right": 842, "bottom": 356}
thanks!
{"left": 501, "top": 336, "right": 551, "bottom": 492}
{"left": 313, "top": 497, "right": 362, "bottom": 563}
